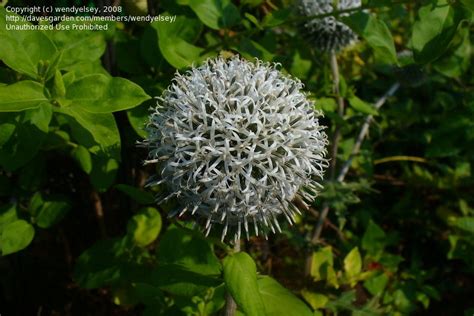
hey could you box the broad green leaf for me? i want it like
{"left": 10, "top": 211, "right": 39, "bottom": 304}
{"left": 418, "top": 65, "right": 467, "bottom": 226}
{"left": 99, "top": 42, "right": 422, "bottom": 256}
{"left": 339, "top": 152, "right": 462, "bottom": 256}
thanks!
{"left": 127, "top": 207, "right": 162, "bottom": 247}
{"left": 262, "top": 8, "right": 292, "bottom": 27}
{"left": 258, "top": 276, "right": 313, "bottom": 316}
{"left": 51, "top": 23, "right": 107, "bottom": 69}
{"left": 344, "top": 247, "right": 362, "bottom": 285}
{"left": 90, "top": 155, "right": 119, "bottom": 191}
{"left": 238, "top": 38, "right": 274, "bottom": 61}
{"left": 344, "top": 12, "right": 398, "bottom": 64}
{"left": 315, "top": 97, "right": 337, "bottom": 112}
{"left": 188, "top": 0, "right": 241, "bottom": 30}
{"left": 57, "top": 107, "right": 120, "bottom": 190}
{"left": 65, "top": 74, "right": 150, "bottom": 113}
{"left": 74, "top": 238, "right": 146, "bottom": 289}
{"left": 0, "top": 104, "right": 52, "bottom": 171}
{"left": 127, "top": 103, "right": 149, "bottom": 138}
{"left": 1, "top": 220, "right": 35, "bottom": 256}
{"left": 35, "top": 195, "right": 71, "bottom": 229}
{"left": 433, "top": 26, "right": 471, "bottom": 77}
{"left": 152, "top": 14, "right": 209, "bottom": 69}
{"left": 158, "top": 225, "right": 221, "bottom": 275}
{"left": 64, "top": 60, "right": 110, "bottom": 79}
{"left": 412, "top": 0, "right": 470, "bottom": 64}
{"left": 71, "top": 145, "right": 93, "bottom": 174}
{"left": 310, "top": 246, "right": 338, "bottom": 288}
{"left": 348, "top": 96, "right": 378, "bottom": 115}
{"left": 364, "top": 272, "right": 389, "bottom": 296}
{"left": 223, "top": 252, "right": 265, "bottom": 316}
{"left": 301, "top": 290, "right": 329, "bottom": 310}
{"left": 57, "top": 106, "right": 120, "bottom": 155}
{"left": 454, "top": 217, "right": 474, "bottom": 234}
{"left": 0, "top": 204, "right": 18, "bottom": 232}
{"left": 0, "top": 81, "right": 48, "bottom": 112}
{"left": 0, "top": 8, "right": 58, "bottom": 78}
{"left": 362, "top": 220, "right": 387, "bottom": 254}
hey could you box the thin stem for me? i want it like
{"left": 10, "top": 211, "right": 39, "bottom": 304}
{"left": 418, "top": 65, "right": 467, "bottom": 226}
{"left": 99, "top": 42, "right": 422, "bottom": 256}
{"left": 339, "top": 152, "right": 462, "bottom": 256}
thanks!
{"left": 304, "top": 82, "right": 400, "bottom": 276}
{"left": 337, "top": 82, "right": 400, "bottom": 182}
{"left": 224, "top": 241, "right": 241, "bottom": 316}
{"left": 328, "top": 52, "right": 345, "bottom": 180}
{"left": 91, "top": 190, "right": 107, "bottom": 238}
{"left": 305, "top": 52, "right": 343, "bottom": 276}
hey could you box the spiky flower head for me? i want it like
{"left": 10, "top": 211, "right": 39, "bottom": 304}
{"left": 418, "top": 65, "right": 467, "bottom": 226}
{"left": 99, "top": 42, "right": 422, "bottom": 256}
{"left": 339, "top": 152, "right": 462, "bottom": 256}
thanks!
{"left": 298, "top": 0, "right": 361, "bottom": 52}
{"left": 144, "top": 57, "right": 328, "bottom": 242}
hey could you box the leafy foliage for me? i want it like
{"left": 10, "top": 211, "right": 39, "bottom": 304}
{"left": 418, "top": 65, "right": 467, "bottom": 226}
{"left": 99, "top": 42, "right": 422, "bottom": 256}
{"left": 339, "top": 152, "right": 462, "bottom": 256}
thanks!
{"left": 0, "top": 0, "right": 473, "bottom": 315}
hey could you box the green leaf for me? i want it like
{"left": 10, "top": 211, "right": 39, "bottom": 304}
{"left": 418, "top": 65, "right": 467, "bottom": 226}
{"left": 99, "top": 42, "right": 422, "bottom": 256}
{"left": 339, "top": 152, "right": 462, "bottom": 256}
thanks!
{"left": 0, "top": 81, "right": 48, "bottom": 112}
{"left": 152, "top": 14, "right": 209, "bottom": 69}
{"left": 65, "top": 74, "right": 150, "bottom": 113}
{"left": 57, "top": 107, "right": 121, "bottom": 190}
{"left": 0, "top": 204, "right": 18, "bottom": 233}
{"left": 433, "top": 26, "right": 471, "bottom": 77}
{"left": 90, "top": 155, "right": 120, "bottom": 191}
{"left": 262, "top": 8, "right": 292, "bottom": 27}
{"left": 344, "top": 247, "right": 362, "bottom": 286}
{"left": 1, "top": 220, "right": 35, "bottom": 256}
{"left": 127, "top": 207, "right": 162, "bottom": 247}
{"left": 188, "top": 0, "right": 241, "bottom": 30}
{"left": 412, "top": 0, "right": 470, "bottom": 64}
{"left": 57, "top": 106, "right": 120, "bottom": 155}
{"left": 348, "top": 95, "right": 378, "bottom": 115}
{"left": 362, "top": 220, "right": 387, "bottom": 255}
{"left": 71, "top": 145, "right": 93, "bottom": 174}
{"left": 0, "top": 18, "right": 58, "bottom": 78}
{"left": 0, "top": 104, "right": 52, "bottom": 171}
{"left": 301, "top": 290, "right": 329, "bottom": 310}
{"left": 158, "top": 225, "right": 221, "bottom": 275}
{"left": 74, "top": 238, "right": 145, "bottom": 289}
{"left": 453, "top": 217, "right": 474, "bottom": 234}
{"left": 364, "top": 273, "right": 389, "bottom": 296}
{"left": 258, "top": 276, "right": 313, "bottom": 316}
{"left": 116, "top": 184, "right": 155, "bottom": 204}
{"left": 127, "top": 103, "right": 149, "bottom": 138}
{"left": 51, "top": 23, "right": 107, "bottom": 69}
{"left": 310, "top": 246, "right": 338, "bottom": 288}
{"left": 223, "top": 252, "right": 265, "bottom": 316}
{"left": 35, "top": 195, "right": 71, "bottom": 229}
{"left": 344, "top": 12, "right": 398, "bottom": 64}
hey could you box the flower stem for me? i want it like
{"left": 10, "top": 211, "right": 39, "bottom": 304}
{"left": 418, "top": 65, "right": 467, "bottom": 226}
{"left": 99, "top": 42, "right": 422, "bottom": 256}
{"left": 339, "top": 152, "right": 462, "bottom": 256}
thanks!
{"left": 224, "top": 240, "right": 241, "bottom": 316}
{"left": 328, "top": 51, "right": 344, "bottom": 180}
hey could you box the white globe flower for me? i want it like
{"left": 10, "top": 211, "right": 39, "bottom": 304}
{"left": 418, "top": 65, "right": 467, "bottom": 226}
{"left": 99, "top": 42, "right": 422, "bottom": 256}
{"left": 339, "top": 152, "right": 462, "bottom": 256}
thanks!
{"left": 298, "top": 0, "right": 361, "bottom": 52}
{"left": 144, "top": 57, "right": 328, "bottom": 242}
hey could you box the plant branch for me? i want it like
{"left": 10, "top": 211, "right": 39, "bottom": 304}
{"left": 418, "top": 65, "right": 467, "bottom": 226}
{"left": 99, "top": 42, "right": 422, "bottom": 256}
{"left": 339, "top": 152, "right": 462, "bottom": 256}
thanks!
{"left": 91, "top": 190, "right": 107, "bottom": 238}
{"left": 337, "top": 82, "right": 400, "bottom": 182}
{"left": 304, "top": 82, "right": 400, "bottom": 276}
{"left": 328, "top": 52, "right": 345, "bottom": 180}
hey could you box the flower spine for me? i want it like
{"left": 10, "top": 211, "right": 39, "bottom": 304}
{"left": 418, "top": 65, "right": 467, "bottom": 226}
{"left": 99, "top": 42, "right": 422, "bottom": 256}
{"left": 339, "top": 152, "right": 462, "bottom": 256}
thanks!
{"left": 144, "top": 57, "right": 328, "bottom": 242}
{"left": 298, "top": 0, "right": 361, "bottom": 52}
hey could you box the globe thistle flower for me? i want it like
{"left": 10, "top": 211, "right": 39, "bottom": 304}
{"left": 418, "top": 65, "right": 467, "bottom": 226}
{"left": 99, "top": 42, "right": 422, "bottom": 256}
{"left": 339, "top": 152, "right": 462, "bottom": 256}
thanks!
{"left": 143, "top": 57, "right": 328, "bottom": 242}
{"left": 298, "top": 0, "right": 361, "bottom": 52}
